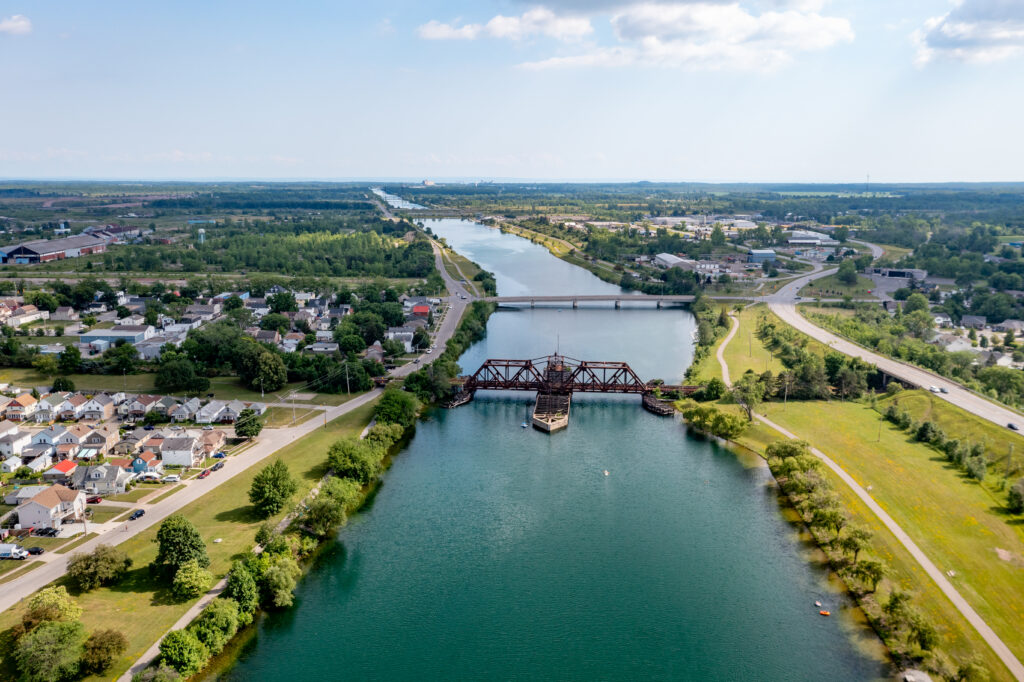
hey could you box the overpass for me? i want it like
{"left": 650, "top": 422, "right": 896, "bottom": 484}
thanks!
{"left": 482, "top": 294, "right": 697, "bottom": 308}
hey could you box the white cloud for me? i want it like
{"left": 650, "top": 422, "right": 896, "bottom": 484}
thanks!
{"left": 915, "top": 0, "right": 1024, "bottom": 65}
{"left": 418, "top": 8, "right": 593, "bottom": 42}
{"left": 0, "top": 14, "right": 31, "bottom": 35}
{"left": 522, "top": 2, "right": 853, "bottom": 71}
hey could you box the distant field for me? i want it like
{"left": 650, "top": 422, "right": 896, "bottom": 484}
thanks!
{"left": 799, "top": 273, "right": 878, "bottom": 299}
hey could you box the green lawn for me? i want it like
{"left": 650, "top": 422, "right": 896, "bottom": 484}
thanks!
{"left": 53, "top": 532, "right": 99, "bottom": 555}
{"left": 721, "top": 306, "right": 786, "bottom": 378}
{"left": 0, "top": 562, "right": 43, "bottom": 585}
{"left": 686, "top": 314, "right": 733, "bottom": 383}
{"left": 147, "top": 484, "right": 184, "bottom": 504}
{"left": 799, "top": 273, "right": 878, "bottom": 299}
{"left": 0, "top": 401, "right": 378, "bottom": 681}
{"left": 263, "top": 406, "right": 320, "bottom": 428}
{"left": 106, "top": 487, "right": 159, "bottom": 503}
{"left": 757, "top": 398, "right": 1024, "bottom": 673}
{"left": 84, "top": 506, "right": 128, "bottom": 523}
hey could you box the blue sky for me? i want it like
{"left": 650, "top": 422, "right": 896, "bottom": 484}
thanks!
{"left": 1, "top": 0, "right": 1023, "bottom": 182}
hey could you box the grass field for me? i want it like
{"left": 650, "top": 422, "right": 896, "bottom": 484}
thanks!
{"left": 262, "top": 406, "right": 320, "bottom": 428}
{"left": 86, "top": 506, "right": 130, "bottom": 523}
{"left": 756, "top": 398, "right": 1024, "bottom": 672}
{"left": 106, "top": 487, "right": 159, "bottom": 503}
{"left": 0, "top": 562, "right": 42, "bottom": 585}
{"left": 53, "top": 532, "right": 99, "bottom": 555}
{"left": 799, "top": 273, "right": 878, "bottom": 299}
{"left": 721, "top": 306, "right": 786, "bottom": 378}
{"left": 0, "top": 401, "right": 378, "bottom": 681}
{"left": 441, "top": 248, "right": 483, "bottom": 296}
{"left": 685, "top": 314, "right": 733, "bottom": 383}
{"left": 147, "top": 485, "right": 184, "bottom": 504}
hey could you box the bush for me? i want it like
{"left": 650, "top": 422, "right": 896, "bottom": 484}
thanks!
{"left": 374, "top": 386, "right": 419, "bottom": 427}
{"left": 966, "top": 456, "right": 987, "bottom": 481}
{"left": 67, "top": 545, "right": 133, "bottom": 591}
{"left": 326, "top": 438, "right": 382, "bottom": 484}
{"left": 51, "top": 376, "right": 75, "bottom": 392}
{"left": 15, "top": 620, "right": 86, "bottom": 682}
{"left": 261, "top": 555, "right": 301, "bottom": 609}
{"left": 80, "top": 629, "right": 128, "bottom": 674}
{"left": 254, "top": 521, "right": 275, "bottom": 547}
{"left": 132, "top": 664, "right": 181, "bottom": 682}
{"left": 224, "top": 562, "right": 260, "bottom": 626}
{"left": 915, "top": 421, "right": 938, "bottom": 443}
{"left": 22, "top": 586, "right": 82, "bottom": 631}
{"left": 159, "top": 629, "right": 209, "bottom": 677}
{"left": 189, "top": 599, "right": 239, "bottom": 656}
{"left": 305, "top": 477, "right": 361, "bottom": 537}
{"left": 1009, "top": 479, "right": 1024, "bottom": 514}
{"left": 173, "top": 560, "right": 213, "bottom": 600}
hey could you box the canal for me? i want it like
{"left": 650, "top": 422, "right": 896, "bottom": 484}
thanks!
{"left": 222, "top": 217, "right": 889, "bottom": 680}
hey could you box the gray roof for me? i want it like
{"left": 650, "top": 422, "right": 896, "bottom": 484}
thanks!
{"left": 162, "top": 437, "right": 197, "bottom": 451}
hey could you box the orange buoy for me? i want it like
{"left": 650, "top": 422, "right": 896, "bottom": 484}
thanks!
{"left": 819, "top": 610, "right": 831, "bottom": 616}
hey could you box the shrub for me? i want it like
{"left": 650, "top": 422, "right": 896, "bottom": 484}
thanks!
{"left": 261, "top": 554, "right": 301, "bottom": 609}
{"left": 189, "top": 599, "right": 239, "bottom": 656}
{"left": 131, "top": 664, "right": 182, "bottom": 682}
{"left": 254, "top": 521, "right": 275, "bottom": 547}
{"left": 172, "top": 560, "right": 213, "bottom": 600}
{"left": 1009, "top": 479, "right": 1024, "bottom": 514}
{"left": 224, "top": 562, "right": 260, "bottom": 626}
{"left": 67, "top": 545, "right": 133, "bottom": 591}
{"left": 326, "top": 438, "right": 382, "bottom": 484}
{"left": 159, "top": 629, "right": 209, "bottom": 677}
{"left": 966, "top": 456, "right": 987, "bottom": 481}
{"left": 374, "top": 386, "right": 419, "bottom": 427}
{"left": 22, "top": 586, "right": 82, "bottom": 631}
{"left": 80, "top": 629, "right": 128, "bottom": 674}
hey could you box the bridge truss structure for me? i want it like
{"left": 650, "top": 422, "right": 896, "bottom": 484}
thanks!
{"left": 461, "top": 354, "right": 673, "bottom": 395}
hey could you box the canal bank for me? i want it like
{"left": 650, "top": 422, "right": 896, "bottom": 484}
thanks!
{"left": 218, "top": 215, "right": 890, "bottom": 680}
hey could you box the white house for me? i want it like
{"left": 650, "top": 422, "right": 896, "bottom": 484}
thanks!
{"left": 195, "top": 400, "right": 226, "bottom": 424}
{"left": 161, "top": 437, "right": 201, "bottom": 467}
{"left": 0, "top": 430, "right": 32, "bottom": 458}
{"left": 2, "top": 455, "right": 22, "bottom": 473}
{"left": 17, "top": 484, "right": 86, "bottom": 530}
{"left": 170, "top": 398, "right": 201, "bottom": 422}
{"left": 33, "top": 425, "right": 68, "bottom": 448}
{"left": 70, "top": 464, "right": 133, "bottom": 495}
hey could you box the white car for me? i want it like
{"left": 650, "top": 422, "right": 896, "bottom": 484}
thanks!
{"left": 163, "top": 474, "right": 181, "bottom": 483}
{"left": 929, "top": 386, "right": 940, "bottom": 393}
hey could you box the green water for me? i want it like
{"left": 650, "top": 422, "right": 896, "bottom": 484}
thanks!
{"left": 222, "top": 219, "right": 889, "bottom": 681}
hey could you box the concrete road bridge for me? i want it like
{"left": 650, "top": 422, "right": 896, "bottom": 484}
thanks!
{"left": 482, "top": 294, "right": 698, "bottom": 308}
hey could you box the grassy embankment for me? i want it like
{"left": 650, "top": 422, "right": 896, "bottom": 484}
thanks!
{"left": 798, "top": 273, "right": 879, "bottom": 299}
{"left": 497, "top": 223, "right": 628, "bottom": 286}
{"left": 700, "top": 307, "right": 1018, "bottom": 680}
{"left": 440, "top": 248, "right": 483, "bottom": 297}
{"left": 0, "top": 401, "right": 378, "bottom": 682}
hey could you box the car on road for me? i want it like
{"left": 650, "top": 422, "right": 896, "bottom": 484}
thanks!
{"left": 128, "top": 509, "right": 145, "bottom": 521}
{"left": 202, "top": 425, "right": 213, "bottom": 430}
{"left": 212, "top": 461, "right": 225, "bottom": 472}
{"left": 212, "top": 451, "right": 227, "bottom": 459}
{"left": 413, "top": 358, "right": 420, "bottom": 364}
{"left": 26, "top": 546, "right": 44, "bottom": 555}
{"left": 939, "top": 387, "right": 949, "bottom": 394}
{"left": 162, "top": 474, "right": 181, "bottom": 483}
{"left": 929, "top": 386, "right": 940, "bottom": 393}
{"left": 143, "top": 425, "right": 155, "bottom": 431}
{"left": 33, "top": 527, "right": 58, "bottom": 537}
{"left": 86, "top": 495, "right": 103, "bottom": 504}
{"left": 1009, "top": 423, "right": 1020, "bottom": 432}
{"left": 198, "top": 469, "right": 211, "bottom": 479}
{"left": 0, "top": 544, "right": 29, "bottom": 560}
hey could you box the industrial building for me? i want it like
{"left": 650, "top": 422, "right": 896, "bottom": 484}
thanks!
{"left": 0, "top": 235, "right": 107, "bottom": 264}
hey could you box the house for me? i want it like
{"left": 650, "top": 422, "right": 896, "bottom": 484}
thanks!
{"left": 0, "top": 419, "right": 20, "bottom": 437}
{"left": 994, "top": 319, "right": 1024, "bottom": 334}
{"left": 7, "top": 305, "right": 50, "bottom": 327}
{"left": 410, "top": 305, "right": 430, "bottom": 319}
{"left": 70, "top": 464, "right": 133, "bottom": 495}
{"left": 305, "top": 341, "right": 339, "bottom": 355}
{"left": 199, "top": 429, "right": 227, "bottom": 455}
{"left": 16, "top": 484, "right": 86, "bottom": 530}
{"left": 114, "top": 427, "right": 153, "bottom": 455}
{"left": 126, "top": 394, "right": 161, "bottom": 419}
{"left": 220, "top": 400, "right": 248, "bottom": 423}
{"left": 55, "top": 443, "right": 81, "bottom": 461}
{"left": 385, "top": 326, "right": 415, "bottom": 353}
{"left": 6, "top": 393, "right": 38, "bottom": 421}
{"left": 154, "top": 396, "right": 180, "bottom": 416}
{"left": 170, "top": 398, "right": 201, "bottom": 422}
{"left": 33, "top": 425, "right": 68, "bottom": 448}
{"left": 161, "top": 437, "right": 201, "bottom": 467}
{"left": 81, "top": 394, "right": 115, "bottom": 421}
{"left": 79, "top": 325, "right": 155, "bottom": 345}
{"left": 195, "top": 400, "right": 227, "bottom": 424}
{"left": 21, "top": 443, "right": 55, "bottom": 464}
{"left": 107, "top": 457, "right": 134, "bottom": 471}
{"left": 254, "top": 330, "right": 281, "bottom": 345}
{"left": 56, "top": 393, "right": 89, "bottom": 421}
{"left": 33, "top": 394, "right": 66, "bottom": 423}
{"left": 51, "top": 306, "right": 79, "bottom": 321}
{"left": 82, "top": 425, "right": 119, "bottom": 455}
{"left": 365, "top": 340, "right": 385, "bottom": 363}
{"left": 4, "top": 485, "right": 50, "bottom": 506}
{"left": 933, "top": 313, "right": 953, "bottom": 328}
{"left": 962, "top": 315, "right": 987, "bottom": 329}
{"left": 0, "top": 430, "right": 32, "bottom": 458}
{"left": 131, "top": 450, "right": 163, "bottom": 475}
{"left": 246, "top": 402, "right": 267, "bottom": 415}
{"left": 58, "top": 424, "right": 93, "bottom": 446}
{"left": 2, "top": 455, "right": 22, "bottom": 473}
{"left": 25, "top": 454, "right": 53, "bottom": 474}
{"left": 43, "top": 459, "right": 78, "bottom": 484}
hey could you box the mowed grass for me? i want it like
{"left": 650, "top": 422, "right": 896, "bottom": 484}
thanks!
{"left": 721, "top": 306, "right": 786, "bottom": 378}
{"left": 757, "top": 398, "right": 1024, "bottom": 670}
{"left": 799, "top": 273, "right": 878, "bottom": 299}
{"left": 0, "top": 401, "right": 378, "bottom": 681}
{"left": 262, "top": 406, "right": 320, "bottom": 428}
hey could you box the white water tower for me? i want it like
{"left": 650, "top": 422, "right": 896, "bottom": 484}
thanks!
{"left": 197, "top": 228, "right": 206, "bottom": 245}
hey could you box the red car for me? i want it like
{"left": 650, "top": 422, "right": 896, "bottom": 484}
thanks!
{"left": 86, "top": 496, "right": 103, "bottom": 504}
{"left": 198, "top": 469, "right": 211, "bottom": 479}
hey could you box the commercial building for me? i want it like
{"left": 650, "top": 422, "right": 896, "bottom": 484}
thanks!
{"left": 79, "top": 325, "right": 156, "bottom": 345}
{"left": 1, "top": 235, "right": 107, "bottom": 264}
{"left": 747, "top": 249, "right": 777, "bottom": 264}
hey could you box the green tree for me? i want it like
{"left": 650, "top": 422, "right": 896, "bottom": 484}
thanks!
{"left": 261, "top": 555, "right": 301, "bottom": 609}
{"left": 80, "top": 629, "right": 128, "bottom": 674}
{"left": 765, "top": 440, "right": 811, "bottom": 460}
{"left": 57, "top": 345, "right": 82, "bottom": 375}
{"left": 67, "top": 545, "right": 133, "bottom": 592}
{"left": 152, "top": 515, "right": 209, "bottom": 582}
{"left": 158, "top": 629, "right": 209, "bottom": 677}
{"left": 51, "top": 376, "right": 75, "bottom": 392}
{"left": 132, "top": 664, "right": 181, "bottom": 682}
{"left": 173, "top": 560, "right": 213, "bottom": 600}
{"left": 268, "top": 291, "right": 298, "bottom": 313}
{"left": 248, "top": 460, "right": 297, "bottom": 517}
{"left": 909, "top": 612, "right": 938, "bottom": 651}
{"left": 966, "top": 456, "right": 987, "bottom": 481}
{"left": 337, "top": 333, "right": 366, "bottom": 354}
{"left": 836, "top": 258, "right": 858, "bottom": 285}
{"left": 731, "top": 373, "right": 764, "bottom": 421}
{"left": 305, "top": 476, "right": 361, "bottom": 536}
{"left": 15, "top": 620, "right": 86, "bottom": 682}
{"left": 155, "top": 358, "right": 210, "bottom": 394}
{"left": 235, "top": 408, "right": 264, "bottom": 440}
{"left": 32, "top": 355, "right": 59, "bottom": 377}
{"left": 902, "top": 292, "right": 930, "bottom": 314}
{"left": 224, "top": 295, "right": 244, "bottom": 311}
{"left": 22, "top": 586, "right": 82, "bottom": 631}
{"left": 259, "top": 313, "right": 291, "bottom": 334}
{"left": 852, "top": 559, "right": 886, "bottom": 592}
{"left": 374, "top": 387, "right": 418, "bottom": 427}
{"left": 1008, "top": 479, "right": 1024, "bottom": 514}
{"left": 248, "top": 350, "right": 287, "bottom": 393}
{"left": 709, "top": 225, "right": 726, "bottom": 246}
{"left": 701, "top": 377, "right": 726, "bottom": 401}
{"left": 224, "top": 562, "right": 260, "bottom": 626}
{"left": 104, "top": 343, "right": 138, "bottom": 374}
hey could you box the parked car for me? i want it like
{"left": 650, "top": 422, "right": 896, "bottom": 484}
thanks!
{"left": 198, "top": 469, "right": 211, "bottom": 479}
{"left": 939, "top": 387, "right": 949, "bottom": 394}
{"left": 929, "top": 386, "right": 940, "bottom": 393}
{"left": 203, "top": 425, "right": 213, "bottom": 431}
{"left": 212, "top": 452, "right": 227, "bottom": 459}
{"left": 26, "top": 546, "right": 44, "bottom": 555}
{"left": 1009, "top": 423, "right": 1020, "bottom": 432}
{"left": 163, "top": 474, "right": 181, "bottom": 483}
{"left": 33, "top": 527, "right": 58, "bottom": 537}
{"left": 86, "top": 495, "right": 103, "bottom": 504}
{"left": 143, "top": 425, "right": 155, "bottom": 431}
{"left": 212, "top": 461, "right": 225, "bottom": 472}
{"left": 128, "top": 509, "right": 145, "bottom": 521}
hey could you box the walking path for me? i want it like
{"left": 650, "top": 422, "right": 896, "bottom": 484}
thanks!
{"left": 717, "top": 314, "right": 1024, "bottom": 681}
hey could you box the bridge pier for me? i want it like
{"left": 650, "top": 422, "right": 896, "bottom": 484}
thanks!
{"left": 572, "top": 299, "right": 578, "bottom": 309}
{"left": 656, "top": 300, "right": 662, "bottom": 309}
{"left": 614, "top": 299, "right": 621, "bottom": 309}
{"left": 530, "top": 299, "right": 535, "bottom": 308}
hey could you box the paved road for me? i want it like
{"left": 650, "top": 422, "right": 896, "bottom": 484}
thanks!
{"left": 716, "top": 313, "right": 1024, "bottom": 680}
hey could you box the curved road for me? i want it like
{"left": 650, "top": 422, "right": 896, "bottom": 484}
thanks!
{"left": 717, "top": 314, "right": 1024, "bottom": 681}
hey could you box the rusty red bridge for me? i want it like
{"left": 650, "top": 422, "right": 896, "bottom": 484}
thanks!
{"left": 449, "top": 354, "right": 698, "bottom": 431}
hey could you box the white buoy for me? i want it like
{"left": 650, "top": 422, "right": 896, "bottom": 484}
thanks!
{"left": 603, "top": 470, "right": 609, "bottom": 476}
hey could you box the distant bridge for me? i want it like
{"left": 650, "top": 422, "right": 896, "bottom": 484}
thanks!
{"left": 482, "top": 294, "right": 697, "bottom": 308}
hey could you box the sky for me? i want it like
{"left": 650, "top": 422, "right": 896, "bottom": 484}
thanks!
{"left": 1, "top": 0, "right": 1023, "bottom": 183}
